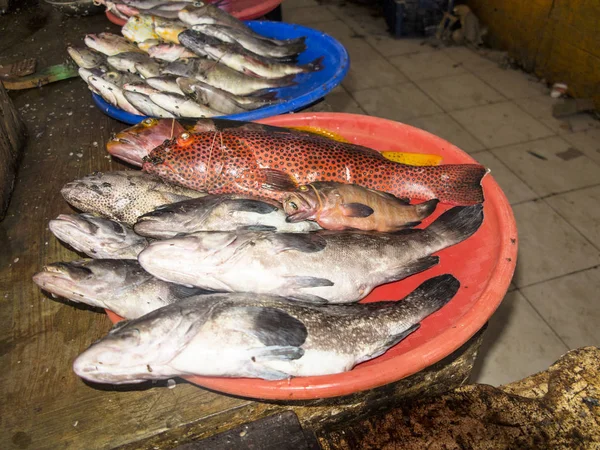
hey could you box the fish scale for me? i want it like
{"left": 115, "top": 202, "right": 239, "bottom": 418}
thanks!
{"left": 143, "top": 129, "right": 487, "bottom": 205}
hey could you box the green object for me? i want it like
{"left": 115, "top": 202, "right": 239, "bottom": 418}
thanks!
{"left": 1, "top": 63, "right": 79, "bottom": 90}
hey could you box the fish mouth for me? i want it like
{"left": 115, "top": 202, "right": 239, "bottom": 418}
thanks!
{"left": 50, "top": 214, "right": 96, "bottom": 235}
{"left": 73, "top": 355, "right": 152, "bottom": 384}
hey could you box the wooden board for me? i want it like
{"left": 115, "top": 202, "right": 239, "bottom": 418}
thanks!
{"left": 0, "top": 7, "right": 486, "bottom": 450}
{"left": 0, "top": 82, "right": 26, "bottom": 220}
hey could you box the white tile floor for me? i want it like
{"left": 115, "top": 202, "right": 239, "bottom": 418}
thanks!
{"left": 284, "top": 0, "right": 600, "bottom": 387}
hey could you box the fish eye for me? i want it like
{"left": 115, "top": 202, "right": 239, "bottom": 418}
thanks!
{"left": 144, "top": 118, "right": 153, "bottom": 125}
{"left": 299, "top": 185, "right": 309, "bottom": 191}
{"left": 289, "top": 201, "right": 298, "bottom": 210}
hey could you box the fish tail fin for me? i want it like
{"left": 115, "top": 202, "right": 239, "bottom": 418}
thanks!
{"left": 429, "top": 164, "right": 487, "bottom": 205}
{"left": 415, "top": 198, "right": 439, "bottom": 220}
{"left": 268, "top": 74, "right": 298, "bottom": 88}
{"left": 277, "top": 36, "right": 307, "bottom": 50}
{"left": 361, "top": 275, "right": 459, "bottom": 358}
{"left": 247, "top": 90, "right": 279, "bottom": 101}
{"left": 425, "top": 204, "right": 484, "bottom": 251}
{"left": 393, "top": 274, "right": 460, "bottom": 321}
{"left": 301, "top": 56, "right": 324, "bottom": 73}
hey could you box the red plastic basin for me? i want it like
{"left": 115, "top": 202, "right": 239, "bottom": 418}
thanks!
{"left": 106, "top": 0, "right": 282, "bottom": 26}
{"left": 107, "top": 112, "right": 517, "bottom": 400}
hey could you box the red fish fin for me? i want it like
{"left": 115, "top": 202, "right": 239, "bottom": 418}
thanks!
{"left": 242, "top": 67, "right": 263, "bottom": 78}
{"left": 260, "top": 169, "right": 298, "bottom": 191}
{"left": 340, "top": 203, "right": 374, "bottom": 218}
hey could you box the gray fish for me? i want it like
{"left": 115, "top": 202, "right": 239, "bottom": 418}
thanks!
{"left": 176, "top": 77, "right": 278, "bottom": 114}
{"left": 124, "top": 91, "right": 176, "bottom": 118}
{"left": 61, "top": 171, "right": 206, "bottom": 226}
{"left": 123, "top": 0, "right": 193, "bottom": 9}
{"left": 192, "top": 24, "right": 305, "bottom": 59}
{"left": 163, "top": 58, "right": 295, "bottom": 95}
{"left": 88, "top": 75, "right": 143, "bottom": 115}
{"left": 72, "top": 274, "right": 459, "bottom": 383}
{"left": 149, "top": 92, "right": 220, "bottom": 117}
{"left": 145, "top": 76, "right": 185, "bottom": 95}
{"left": 147, "top": 43, "right": 198, "bottom": 62}
{"left": 84, "top": 33, "right": 144, "bottom": 56}
{"left": 33, "top": 260, "right": 208, "bottom": 320}
{"left": 179, "top": 30, "right": 322, "bottom": 79}
{"left": 123, "top": 82, "right": 161, "bottom": 96}
{"left": 134, "top": 194, "right": 321, "bottom": 239}
{"left": 135, "top": 60, "right": 164, "bottom": 78}
{"left": 179, "top": 2, "right": 306, "bottom": 48}
{"left": 107, "top": 52, "right": 153, "bottom": 74}
{"left": 68, "top": 47, "right": 107, "bottom": 69}
{"left": 138, "top": 205, "right": 483, "bottom": 303}
{"left": 49, "top": 214, "right": 149, "bottom": 259}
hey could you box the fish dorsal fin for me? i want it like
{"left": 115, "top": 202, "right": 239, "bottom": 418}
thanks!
{"left": 260, "top": 169, "right": 298, "bottom": 192}
{"left": 169, "top": 284, "right": 211, "bottom": 299}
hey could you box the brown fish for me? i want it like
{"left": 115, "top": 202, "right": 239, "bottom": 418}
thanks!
{"left": 282, "top": 182, "right": 439, "bottom": 232}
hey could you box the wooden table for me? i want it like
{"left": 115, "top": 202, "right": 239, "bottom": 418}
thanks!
{"left": 0, "top": 6, "right": 485, "bottom": 449}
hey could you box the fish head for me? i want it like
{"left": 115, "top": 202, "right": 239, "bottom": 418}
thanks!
{"left": 142, "top": 131, "right": 212, "bottom": 190}
{"left": 179, "top": 3, "right": 212, "bottom": 25}
{"left": 32, "top": 259, "right": 147, "bottom": 308}
{"left": 60, "top": 172, "right": 128, "bottom": 215}
{"left": 282, "top": 185, "right": 320, "bottom": 222}
{"left": 48, "top": 213, "right": 120, "bottom": 252}
{"left": 68, "top": 47, "right": 104, "bottom": 69}
{"left": 107, "top": 118, "right": 185, "bottom": 167}
{"left": 138, "top": 39, "right": 160, "bottom": 52}
{"left": 73, "top": 300, "right": 208, "bottom": 383}
{"left": 138, "top": 231, "right": 241, "bottom": 286}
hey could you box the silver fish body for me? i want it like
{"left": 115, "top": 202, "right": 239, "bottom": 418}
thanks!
{"left": 61, "top": 171, "right": 206, "bottom": 226}
{"left": 145, "top": 76, "right": 185, "bottom": 95}
{"left": 123, "top": 82, "right": 161, "bottom": 95}
{"left": 87, "top": 75, "right": 143, "bottom": 115}
{"left": 49, "top": 214, "right": 149, "bottom": 259}
{"left": 107, "top": 52, "right": 153, "bottom": 74}
{"left": 84, "top": 33, "right": 144, "bottom": 56}
{"left": 179, "top": 30, "right": 320, "bottom": 79}
{"left": 68, "top": 47, "right": 107, "bottom": 69}
{"left": 72, "top": 274, "right": 459, "bottom": 383}
{"left": 33, "top": 259, "right": 208, "bottom": 320}
{"left": 135, "top": 60, "right": 164, "bottom": 78}
{"left": 192, "top": 24, "right": 305, "bottom": 59}
{"left": 138, "top": 205, "right": 483, "bottom": 303}
{"left": 163, "top": 58, "right": 295, "bottom": 95}
{"left": 123, "top": 91, "right": 176, "bottom": 118}
{"left": 149, "top": 92, "right": 220, "bottom": 117}
{"left": 147, "top": 43, "right": 198, "bottom": 62}
{"left": 134, "top": 194, "right": 321, "bottom": 239}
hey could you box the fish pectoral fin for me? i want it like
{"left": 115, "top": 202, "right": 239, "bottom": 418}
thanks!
{"left": 270, "top": 233, "right": 328, "bottom": 254}
{"left": 381, "top": 255, "right": 439, "bottom": 284}
{"left": 228, "top": 306, "right": 308, "bottom": 347}
{"left": 285, "top": 276, "right": 334, "bottom": 288}
{"left": 169, "top": 284, "right": 212, "bottom": 299}
{"left": 228, "top": 199, "right": 278, "bottom": 214}
{"left": 340, "top": 202, "right": 375, "bottom": 218}
{"left": 251, "top": 345, "right": 305, "bottom": 362}
{"left": 237, "top": 225, "right": 278, "bottom": 232}
{"left": 260, "top": 169, "right": 298, "bottom": 192}
{"left": 402, "top": 221, "right": 421, "bottom": 228}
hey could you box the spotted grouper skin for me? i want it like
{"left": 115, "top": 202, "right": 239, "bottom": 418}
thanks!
{"left": 142, "top": 129, "right": 487, "bottom": 205}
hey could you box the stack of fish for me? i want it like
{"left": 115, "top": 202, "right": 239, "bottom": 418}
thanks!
{"left": 34, "top": 119, "right": 488, "bottom": 386}
{"left": 69, "top": 1, "right": 321, "bottom": 118}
